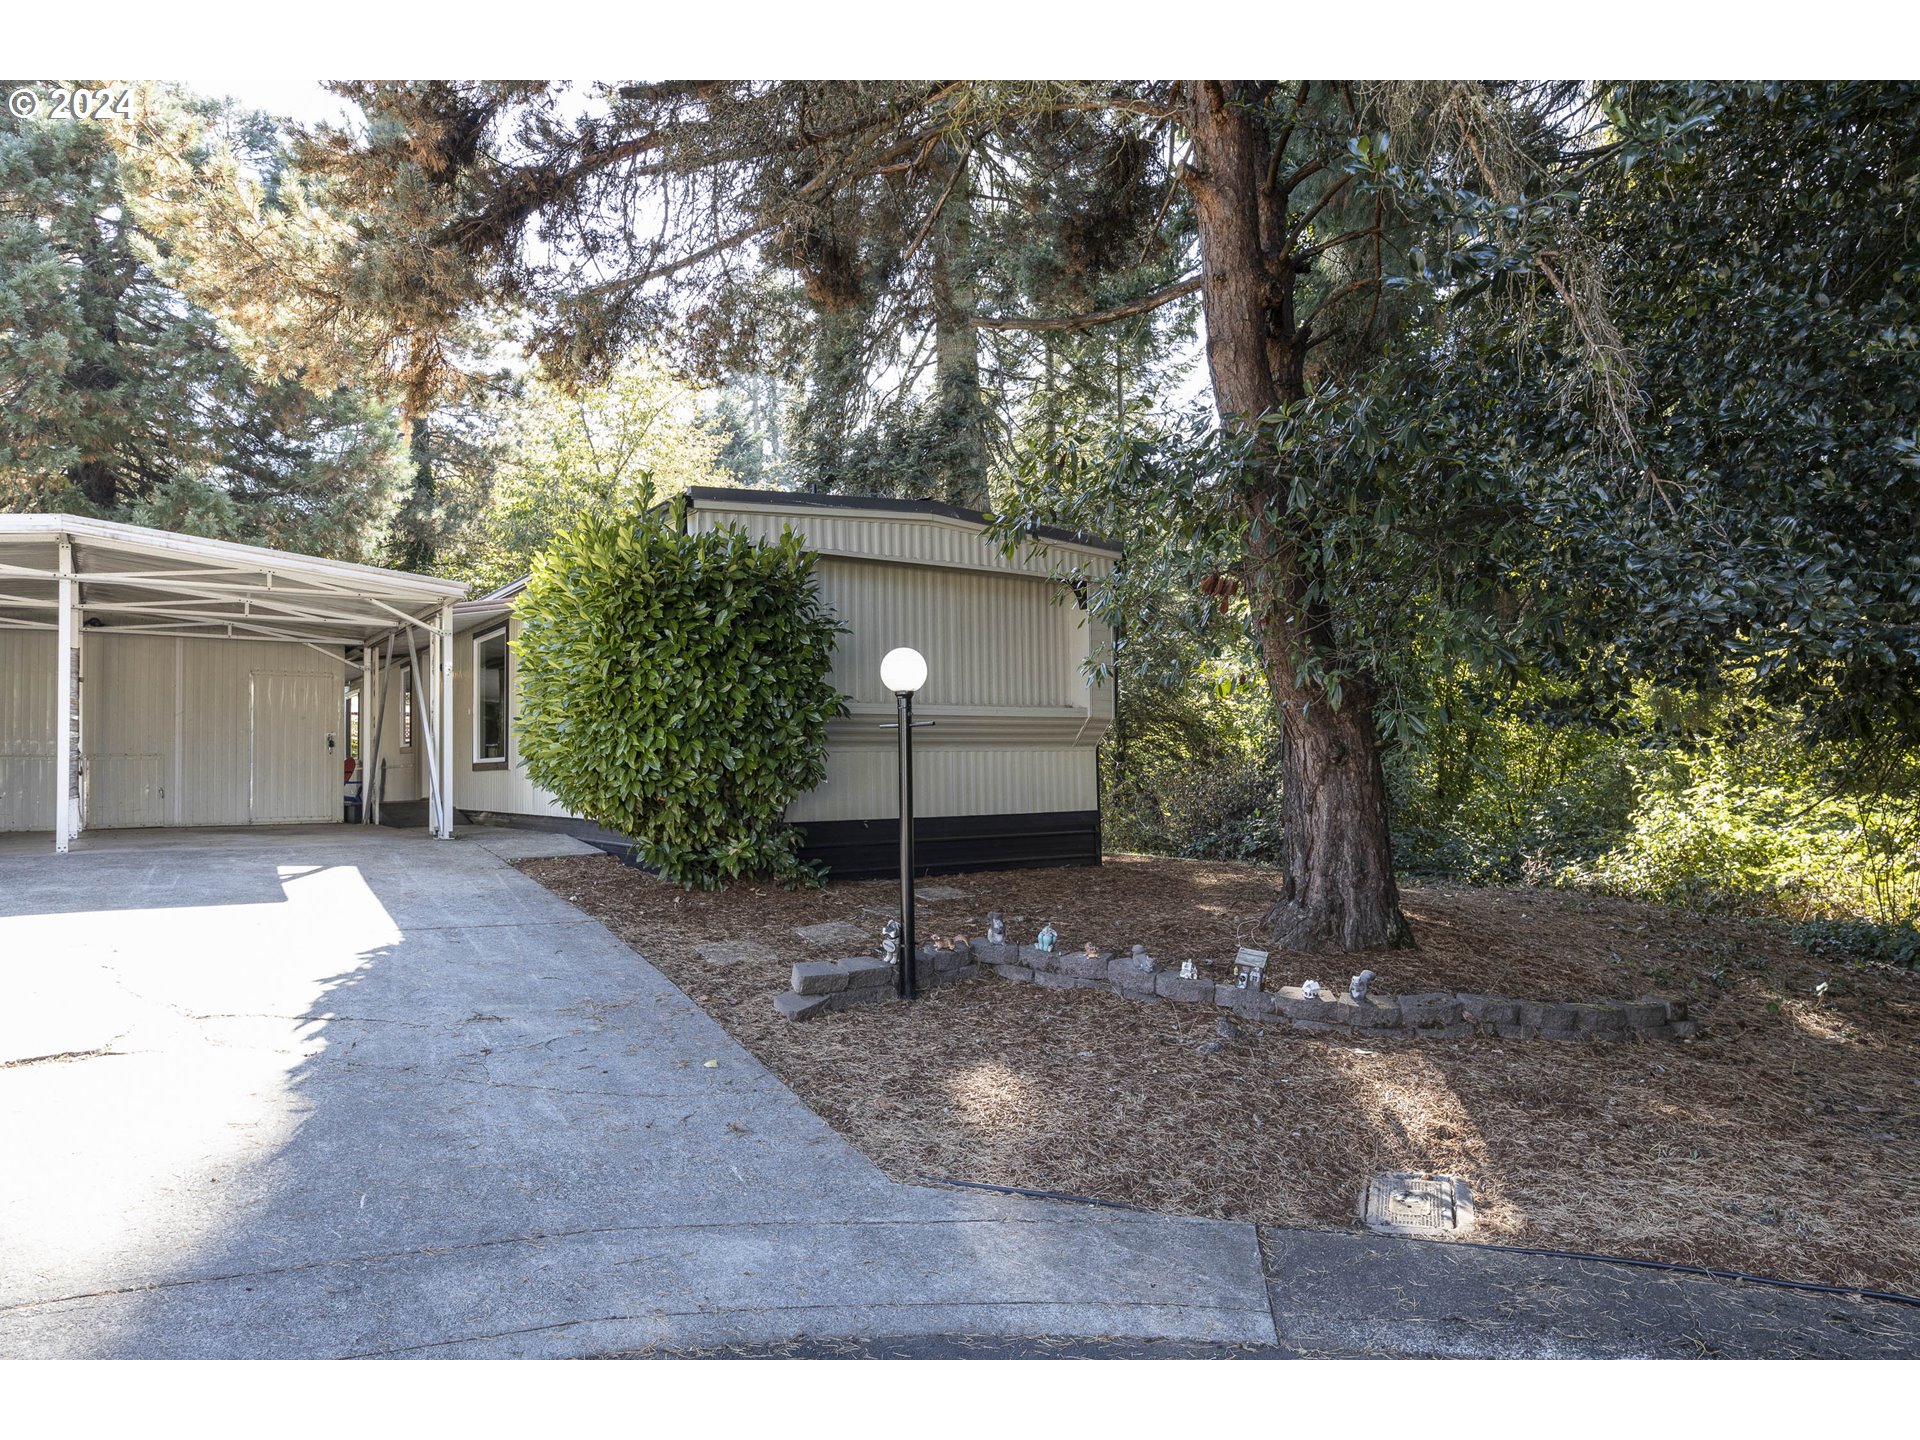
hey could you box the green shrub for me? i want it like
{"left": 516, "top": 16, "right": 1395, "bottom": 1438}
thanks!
{"left": 1790, "top": 918, "right": 1920, "bottom": 971}
{"left": 514, "top": 502, "right": 846, "bottom": 888}
{"left": 1559, "top": 724, "right": 1920, "bottom": 927}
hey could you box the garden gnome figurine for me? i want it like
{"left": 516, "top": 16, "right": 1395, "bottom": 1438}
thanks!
{"left": 1301, "top": 979, "right": 1323, "bottom": 999}
{"left": 1349, "top": 969, "right": 1376, "bottom": 1002}
{"left": 1036, "top": 923, "right": 1058, "bottom": 953}
{"left": 881, "top": 917, "right": 901, "bottom": 966}
{"left": 985, "top": 912, "right": 1007, "bottom": 946}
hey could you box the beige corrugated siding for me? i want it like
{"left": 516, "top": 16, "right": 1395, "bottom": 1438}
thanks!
{"left": 685, "top": 503, "right": 1116, "bottom": 586}
{"left": 0, "top": 631, "right": 57, "bottom": 831}
{"left": 83, "top": 635, "right": 177, "bottom": 827}
{"left": 447, "top": 499, "right": 1115, "bottom": 830}
{"left": 817, "top": 558, "right": 1080, "bottom": 710}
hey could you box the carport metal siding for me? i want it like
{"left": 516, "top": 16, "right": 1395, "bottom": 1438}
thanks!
{"left": 0, "top": 515, "right": 468, "bottom": 847}
{"left": 72, "top": 634, "right": 346, "bottom": 829}
{"left": 0, "top": 632, "right": 56, "bottom": 831}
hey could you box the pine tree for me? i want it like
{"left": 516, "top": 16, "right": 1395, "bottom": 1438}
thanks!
{"left": 0, "top": 89, "right": 409, "bottom": 557}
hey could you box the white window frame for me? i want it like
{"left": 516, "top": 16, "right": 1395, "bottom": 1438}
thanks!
{"left": 472, "top": 625, "right": 510, "bottom": 769}
{"left": 399, "top": 664, "right": 413, "bottom": 751}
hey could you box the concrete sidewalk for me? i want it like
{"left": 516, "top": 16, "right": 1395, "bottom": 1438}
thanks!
{"left": 2, "top": 825, "right": 1914, "bottom": 1359}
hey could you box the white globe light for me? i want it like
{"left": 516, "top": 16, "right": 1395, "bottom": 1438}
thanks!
{"left": 880, "top": 646, "right": 928, "bottom": 694}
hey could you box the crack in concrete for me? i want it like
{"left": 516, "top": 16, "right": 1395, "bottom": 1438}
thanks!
{"left": 3, "top": 1214, "right": 1242, "bottom": 1315}
{"left": 0, "top": 1046, "right": 124, "bottom": 1069}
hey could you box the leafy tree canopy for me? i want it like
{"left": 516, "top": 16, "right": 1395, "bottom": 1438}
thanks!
{"left": 437, "top": 354, "right": 733, "bottom": 594}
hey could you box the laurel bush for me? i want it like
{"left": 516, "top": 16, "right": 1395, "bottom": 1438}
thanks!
{"left": 514, "top": 503, "right": 845, "bottom": 887}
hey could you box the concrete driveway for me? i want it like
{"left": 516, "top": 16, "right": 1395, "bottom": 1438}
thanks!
{"left": 0, "top": 826, "right": 1274, "bottom": 1358}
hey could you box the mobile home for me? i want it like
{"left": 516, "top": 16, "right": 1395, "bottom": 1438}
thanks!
{"left": 359, "top": 489, "right": 1118, "bottom": 876}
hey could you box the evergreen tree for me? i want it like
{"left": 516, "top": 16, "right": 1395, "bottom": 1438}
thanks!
{"left": 0, "top": 88, "right": 409, "bottom": 556}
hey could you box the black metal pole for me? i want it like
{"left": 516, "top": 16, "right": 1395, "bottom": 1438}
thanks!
{"left": 897, "top": 688, "right": 916, "bottom": 1001}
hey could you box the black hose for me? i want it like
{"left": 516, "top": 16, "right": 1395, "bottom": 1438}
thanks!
{"left": 922, "top": 1175, "right": 1920, "bottom": 1310}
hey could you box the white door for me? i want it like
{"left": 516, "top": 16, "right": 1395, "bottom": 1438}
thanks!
{"left": 250, "top": 672, "right": 337, "bottom": 824}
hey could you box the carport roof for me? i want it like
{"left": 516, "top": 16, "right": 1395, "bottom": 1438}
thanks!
{"left": 0, "top": 513, "right": 468, "bottom": 649}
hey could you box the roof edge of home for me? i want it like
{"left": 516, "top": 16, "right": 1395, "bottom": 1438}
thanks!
{"left": 477, "top": 486, "right": 1122, "bottom": 606}
{"left": 0, "top": 512, "right": 470, "bottom": 599}
{"left": 680, "top": 486, "right": 1123, "bottom": 557}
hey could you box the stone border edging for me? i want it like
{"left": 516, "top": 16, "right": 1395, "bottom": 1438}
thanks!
{"left": 772, "top": 937, "right": 1695, "bottom": 1041}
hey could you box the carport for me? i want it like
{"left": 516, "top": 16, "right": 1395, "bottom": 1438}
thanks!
{"left": 0, "top": 515, "right": 468, "bottom": 852}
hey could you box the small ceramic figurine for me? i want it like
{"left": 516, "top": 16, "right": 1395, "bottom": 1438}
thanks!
{"left": 1084, "top": 940, "right": 1101, "bottom": 959}
{"left": 1301, "top": 979, "right": 1323, "bottom": 999}
{"left": 985, "top": 912, "right": 1007, "bottom": 946}
{"left": 881, "top": 917, "right": 901, "bottom": 966}
{"left": 1350, "top": 969, "right": 1376, "bottom": 1002}
{"left": 1179, "top": 960, "right": 1197, "bottom": 981}
{"left": 1132, "top": 945, "right": 1155, "bottom": 972}
{"left": 1036, "top": 923, "right": 1058, "bottom": 953}
{"left": 934, "top": 935, "right": 954, "bottom": 951}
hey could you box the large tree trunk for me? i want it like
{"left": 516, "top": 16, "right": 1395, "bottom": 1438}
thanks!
{"left": 391, "top": 409, "right": 435, "bottom": 572}
{"left": 1186, "top": 81, "right": 1412, "bottom": 953}
{"left": 1268, "top": 672, "right": 1411, "bottom": 949}
{"left": 928, "top": 144, "right": 989, "bottom": 511}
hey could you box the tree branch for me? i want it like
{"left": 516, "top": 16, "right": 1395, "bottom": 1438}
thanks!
{"left": 972, "top": 274, "right": 1202, "bottom": 332}
{"left": 1296, "top": 225, "right": 1381, "bottom": 263}
{"left": 1299, "top": 275, "right": 1381, "bottom": 342}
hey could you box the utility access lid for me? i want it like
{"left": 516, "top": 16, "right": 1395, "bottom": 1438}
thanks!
{"left": 1362, "top": 1172, "right": 1475, "bottom": 1238}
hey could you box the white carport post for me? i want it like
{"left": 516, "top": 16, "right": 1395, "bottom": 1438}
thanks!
{"left": 53, "top": 534, "right": 77, "bottom": 854}
{"left": 436, "top": 601, "right": 456, "bottom": 839}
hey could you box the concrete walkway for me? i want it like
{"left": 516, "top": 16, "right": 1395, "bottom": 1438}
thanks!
{"left": 2, "top": 826, "right": 1914, "bottom": 1359}
{"left": 0, "top": 827, "right": 1270, "bottom": 1358}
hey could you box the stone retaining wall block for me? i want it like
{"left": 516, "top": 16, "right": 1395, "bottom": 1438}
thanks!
{"left": 1019, "top": 944, "right": 1060, "bottom": 973}
{"left": 1576, "top": 1003, "right": 1628, "bottom": 1037}
{"left": 1335, "top": 995, "right": 1402, "bottom": 1028}
{"left": 775, "top": 992, "right": 832, "bottom": 1022}
{"left": 1398, "top": 992, "right": 1459, "bottom": 1028}
{"left": 1619, "top": 1000, "right": 1668, "bottom": 1032}
{"left": 1519, "top": 1000, "right": 1579, "bottom": 1035}
{"left": 1055, "top": 951, "right": 1110, "bottom": 980}
{"left": 840, "top": 957, "right": 894, "bottom": 989}
{"left": 1270, "top": 986, "right": 1338, "bottom": 1023}
{"left": 790, "top": 960, "right": 851, "bottom": 995}
{"left": 1155, "top": 972, "right": 1214, "bottom": 1004}
{"left": 1458, "top": 994, "right": 1521, "bottom": 1028}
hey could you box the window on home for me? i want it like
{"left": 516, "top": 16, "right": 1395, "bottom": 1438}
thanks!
{"left": 475, "top": 629, "right": 508, "bottom": 764}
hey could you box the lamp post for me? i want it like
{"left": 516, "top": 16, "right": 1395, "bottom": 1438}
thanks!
{"left": 880, "top": 646, "right": 928, "bottom": 1001}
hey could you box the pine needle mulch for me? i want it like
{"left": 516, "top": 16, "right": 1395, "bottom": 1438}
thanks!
{"left": 518, "top": 852, "right": 1920, "bottom": 1295}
